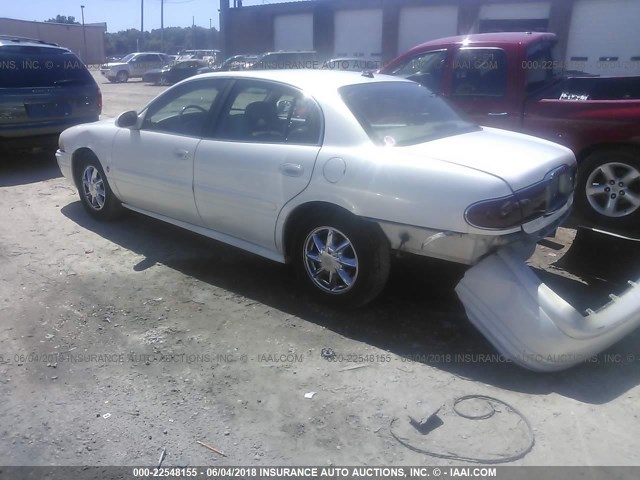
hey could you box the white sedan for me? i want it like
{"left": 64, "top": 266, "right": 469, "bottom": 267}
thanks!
{"left": 56, "top": 70, "right": 575, "bottom": 308}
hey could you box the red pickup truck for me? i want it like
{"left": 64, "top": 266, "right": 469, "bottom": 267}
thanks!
{"left": 381, "top": 32, "right": 640, "bottom": 230}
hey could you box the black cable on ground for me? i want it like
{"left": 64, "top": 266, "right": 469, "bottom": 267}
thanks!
{"left": 390, "top": 394, "right": 535, "bottom": 464}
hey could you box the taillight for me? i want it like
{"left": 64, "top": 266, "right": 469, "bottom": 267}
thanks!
{"left": 465, "top": 194, "right": 524, "bottom": 230}
{"left": 97, "top": 89, "right": 103, "bottom": 113}
{"left": 464, "top": 164, "right": 575, "bottom": 230}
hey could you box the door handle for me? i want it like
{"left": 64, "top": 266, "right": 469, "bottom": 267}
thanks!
{"left": 174, "top": 149, "right": 190, "bottom": 160}
{"left": 279, "top": 163, "right": 304, "bottom": 177}
{"left": 487, "top": 112, "right": 508, "bottom": 116}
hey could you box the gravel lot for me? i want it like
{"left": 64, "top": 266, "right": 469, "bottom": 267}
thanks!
{"left": 1, "top": 71, "right": 640, "bottom": 467}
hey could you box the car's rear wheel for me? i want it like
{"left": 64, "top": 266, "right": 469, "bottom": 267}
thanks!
{"left": 293, "top": 212, "right": 390, "bottom": 307}
{"left": 576, "top": 148, "right": 640, "bottom": 229}
{"left": 115, "top": 70, "right": 129, "bottom": 83}
{"left": 75, "top": 154, "right": 123, "bottom": 221}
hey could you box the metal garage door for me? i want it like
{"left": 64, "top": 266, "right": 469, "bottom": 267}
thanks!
{"left": 334, "top": 9, "right": 383, "bottom": 59}
{"left": 565, "top": 0, "right": 640, "bottom": 76}
{"left": 478, "top": 2, "right": 551, "bottom": 32}
{"left": 398, "top": 6, "right": 459, "bottom": 53}
{"left": 274, "top": 14, "right": 314, "bottom": 52}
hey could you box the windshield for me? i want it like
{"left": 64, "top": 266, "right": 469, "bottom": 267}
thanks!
{"left": 0, "top": 46, "right": 94, "bottom": 88}
{"left": 340, "top": 82, "right": 479, "bottom": 147}
{"left": 120, "top": 53, "right": 135, "bottom": 63}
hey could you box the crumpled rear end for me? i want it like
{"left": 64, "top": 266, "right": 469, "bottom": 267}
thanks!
{"left": 455, "top": 243, "right": 640, "bottom": 372}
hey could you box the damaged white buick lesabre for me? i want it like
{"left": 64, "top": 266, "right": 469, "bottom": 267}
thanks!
{"left": 56, "top": 70, "right": 640, "bottom": 371}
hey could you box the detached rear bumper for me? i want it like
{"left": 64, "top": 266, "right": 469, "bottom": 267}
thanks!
{"left": 455, "top": 244, "right": 640, "bottom": 372}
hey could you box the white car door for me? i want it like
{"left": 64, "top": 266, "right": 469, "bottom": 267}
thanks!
{"left": 110, "top": 78, "right": 227, "bottom": 224}
{"left": 194, "top": 79, "right": 322, "bottom": 250}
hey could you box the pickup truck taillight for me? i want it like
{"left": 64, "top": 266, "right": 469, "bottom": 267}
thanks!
{"left": 465, "top": 165, "right": 575, "bottom": 230}
{"left": 97, "top": 90, "right": 103, "bottom": 113}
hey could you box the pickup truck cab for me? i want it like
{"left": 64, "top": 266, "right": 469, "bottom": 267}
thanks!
{"left": 100, "top": 52, "right": 171, "bottom": 83}
{"left": 382, "top": 32, "right": 640, "bottom": 230}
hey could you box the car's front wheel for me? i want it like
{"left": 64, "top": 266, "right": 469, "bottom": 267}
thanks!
{"left": 115, "top": 70, "right": 129, "bottom": 83}
{"left": 75, "top": 154, "right": 123, "bottom": 221}
{"left": 293, "top": 212, "right": 390, "bottom": 307}
{"left": 575, "top": 148, "right": 640, "bottom": 229}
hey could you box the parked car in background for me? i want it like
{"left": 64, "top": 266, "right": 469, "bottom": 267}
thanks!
{"left": 100, "top": 52, "right": 171, "bottom": 83}
{"left": 217, "top": 54, "right": 259, "bottom": 72}
{"left": 176, "top": 49, "right": 221, "bottom": 66}
{"left": 56, "top": 70, "right": 575, "bottom": 308}
{"left": 143, "top": 59, "right": 208, "bottom": 85}
{"left": 0, "top": 35, "right": 101, "bottom": 153}
{"left": 382, "top": 32, "right": 640, "bottom": 230}
{"left": 250, "top": 51, "right": 318, "bottom": 70}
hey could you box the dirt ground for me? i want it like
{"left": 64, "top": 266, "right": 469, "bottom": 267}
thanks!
{"left": 1, "top": 72, "right": 640, "bottom": 467}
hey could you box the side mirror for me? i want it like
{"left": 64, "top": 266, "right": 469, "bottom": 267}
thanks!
{"left": 116, "top": 110, "right": 139, "bottom": 128}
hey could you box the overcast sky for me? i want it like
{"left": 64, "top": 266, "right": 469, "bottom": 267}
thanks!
{"left": 2, "top": 0, "right": 299, "bottom": 32}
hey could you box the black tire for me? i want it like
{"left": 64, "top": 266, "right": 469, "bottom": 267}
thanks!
{"left": 575, "top": 148, "right": 640, "bottom": 229}
{"left": 292, "top": 212, "right": 390, "bottom": 307}
{"left": 115, "top": 70, "right": 129, "bottom": 83}
{"left": 74, "top": 153, "right": 123, "bottom": 221}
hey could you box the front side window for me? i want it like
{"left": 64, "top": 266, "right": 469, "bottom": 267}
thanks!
{"left": 141, "top": 80, "right": 222, "bottom": 136}
{"left": 390, "top": 50, "right": 447, "bottom": 90}
{"left": 214, "top": 80, "right": 322, "bottom": 145}
{"left": 341, "top": 82, "right": 479, "bottom": 147}
{"left": 451, "top": 48, "right": 507, "bottom": 97}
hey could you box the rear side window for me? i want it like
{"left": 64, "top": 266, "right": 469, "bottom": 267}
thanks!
{"left": 451, "top": 48, "right": 507, "bottom": 97}
{"left": 0, "top": 46, "right": 94, "bottom": 88}
{"left": 214, "top": 79, "right": 322, "bottom": 145}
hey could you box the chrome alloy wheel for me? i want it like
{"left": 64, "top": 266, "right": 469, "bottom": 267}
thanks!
{"left": 303, "top": 226, "right": 359, "bottom": 294}
{"left": 81, "top": 165, "right": 106, "bottom": 211}
{"left": 586, "top": 162, "right": 640, "bottom": 218}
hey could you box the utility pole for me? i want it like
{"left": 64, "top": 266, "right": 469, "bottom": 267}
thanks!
{"left": 160, "top": 0, "right": 164, "bottom": 52}
{"left": 80, "top": 5, "right": 87, "bottom": 63}
{"left": 220, "top": 0, "right": 228, "bottom": 60}
{"left": 140, "top": 0, "right": 144, "bottom": 50}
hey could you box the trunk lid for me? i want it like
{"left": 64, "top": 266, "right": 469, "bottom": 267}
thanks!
{"left": 403, "top": 127, "right": 576, "bottom": 191}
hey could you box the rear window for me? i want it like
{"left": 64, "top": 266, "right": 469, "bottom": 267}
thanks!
{"left": 340, "top": 82, "right": 479, "bottom": 147}
{"left": 0, "top": 45, "right": 94, "bottom": 88}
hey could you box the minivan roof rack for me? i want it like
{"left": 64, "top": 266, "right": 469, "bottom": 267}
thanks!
{"left": 0, "top": 34, "right": 59, "bottom": 47}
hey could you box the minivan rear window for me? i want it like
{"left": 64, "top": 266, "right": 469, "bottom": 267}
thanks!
{"left": 0, "top": 46, "right": 94, "bottom": 88}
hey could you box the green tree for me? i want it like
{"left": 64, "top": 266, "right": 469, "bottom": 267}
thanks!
{"left": 45, "top": 15, "right": 80, "bottom": 25}
{"left": 104, "top": 26, "right": 220, "bottom": 56}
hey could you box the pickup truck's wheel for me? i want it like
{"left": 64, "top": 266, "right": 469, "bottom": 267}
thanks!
{"left": 115, "top": 70, "right": 129, "bottom": 83}
{"left": 75, "top": 154, "right": 123, "bottom": 221}
{"left": 293, "top": 212, "right": 390, "bottom": 307}
{"left": 576, "top": 148, "right": 640, "bottom": 228}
